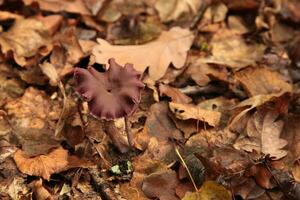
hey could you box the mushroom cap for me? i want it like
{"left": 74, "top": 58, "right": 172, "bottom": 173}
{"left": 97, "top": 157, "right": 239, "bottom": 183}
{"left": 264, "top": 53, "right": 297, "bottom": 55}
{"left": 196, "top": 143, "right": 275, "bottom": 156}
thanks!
{"left": 74, "top": 58, "right": 144, "bottom": 120}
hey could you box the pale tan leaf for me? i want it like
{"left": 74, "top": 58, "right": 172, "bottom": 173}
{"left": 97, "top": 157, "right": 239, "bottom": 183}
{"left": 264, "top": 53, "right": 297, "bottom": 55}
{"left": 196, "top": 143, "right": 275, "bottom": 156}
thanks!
{"left": 14, "top": 147, "right": 69, "bottom": 180}
{"left": 23, "top": 0, "right": 91, "bottom": 15}
{"left": 92, "top": 27, "right": 194, "bottom": 80}
{"left": 261, "top": 111, "right": 288, "bottom": 159}
{"left": 155, "top": 0, "right": 202, "bottom": 22}
{"left": 234, "top": 110, "right": 288, "bottom": 159}
{"left": 229, "top": 92, "right": 286, "bottom": 128}
{"left": 199, "top": 32, "right": 265, "bottom": 69}
{"left": 235, "top": 67, "right": 292, "bottom": 96}
{"left": 169, "top": 102, "right": 221, "bottom": 127}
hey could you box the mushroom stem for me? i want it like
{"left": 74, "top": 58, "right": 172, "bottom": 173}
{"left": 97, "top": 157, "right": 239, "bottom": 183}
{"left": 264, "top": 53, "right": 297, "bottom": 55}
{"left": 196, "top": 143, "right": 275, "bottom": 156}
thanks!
{"left": 124, "top": 116, "right": 133, "bottom": 148}
{"left": 102, "top": 120, "right": 129, "bottom": 153}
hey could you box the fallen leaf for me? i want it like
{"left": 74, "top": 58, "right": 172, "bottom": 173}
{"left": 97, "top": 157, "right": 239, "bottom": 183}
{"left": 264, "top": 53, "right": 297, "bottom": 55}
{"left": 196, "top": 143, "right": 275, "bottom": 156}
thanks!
{"left": 235, "top": 67, "right": 292, "bottom": 96}
{"left": 229, "top": 92, "right": 287, "bottom": 129}
{"left": 185, "top": 62, "right": 228, "bottom": 86}
{"left": 14, "top": 147, "right": 68, "bottom": 180}
{"left": 14, "top": 146, "right": 91, "bottom": 181}
{"left": 234, "top": 109, "right": 288, "bottom": 159}
{"left": 155, "top": 0, "right": 202, "bottom": 22}
{"left": 248, "top": 164, "right": 275, "bottom": 189}
{"left": 23, "top": 0, "right": 91, "bottom": 15}
{"left": 169, "top": 102, "right": 221, "bottom": 127}
{"left": 182, "top": 181, "right": 231, "bottom": 200}
{"left": 199, "top": 31, "right": 265, "bottom": 69}
{"left": 93, "top": 27, "right": 194, "bottom": 80}
{"left": 7, "top": 176, "right": 30, "bottom": 200}
{"left": 5, "top": 87, "right": 61, "bottom": 156}
{"left": 159, "top": 84, "right": 192, "bottom": 104}
{"left": 144, "top": 102, "right": 183, "bottom": 141}
{"left": 222, "top": 0, "right": 259, "bottom": 10}
{"left": 142, "top": 169, "right": 179, "bottom": 200}
{"left": 0, "top": 18, "right": 50, "bottom": 66}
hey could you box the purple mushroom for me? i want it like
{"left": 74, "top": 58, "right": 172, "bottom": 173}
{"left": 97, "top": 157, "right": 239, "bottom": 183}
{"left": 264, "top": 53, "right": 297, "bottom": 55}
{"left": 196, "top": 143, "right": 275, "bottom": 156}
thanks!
{"left": 74, "top": 58, "right": 144, "bottom": 150}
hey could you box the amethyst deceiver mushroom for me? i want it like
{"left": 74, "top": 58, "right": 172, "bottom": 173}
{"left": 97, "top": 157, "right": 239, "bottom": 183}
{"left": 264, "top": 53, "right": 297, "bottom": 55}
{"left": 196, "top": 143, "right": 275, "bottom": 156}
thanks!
{"left": 74, "top": 58, "right": 144, "bottom": 149}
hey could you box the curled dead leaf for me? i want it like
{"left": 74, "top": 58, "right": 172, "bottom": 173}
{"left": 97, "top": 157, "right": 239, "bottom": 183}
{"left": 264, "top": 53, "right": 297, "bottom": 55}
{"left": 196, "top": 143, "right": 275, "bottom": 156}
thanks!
{"left": 169, "top": 102, "right": 221, "bottom": 127}
{"left": 14, "top": 147, "right": 68, "bottom": 180}
{"left": 0, "top": 18, "right": 50, "bottom": 66}
{"left": 235, "top": 67, "right": 292, "bottom": 96}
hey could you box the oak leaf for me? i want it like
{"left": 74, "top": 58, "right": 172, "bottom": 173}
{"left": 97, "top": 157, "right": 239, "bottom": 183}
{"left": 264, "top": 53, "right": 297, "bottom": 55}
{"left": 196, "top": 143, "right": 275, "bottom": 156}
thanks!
{"left": 92, "top": 27, "right": 194, "bottom": 80}
{"left": 169, "top": 102, "right": 221, "bottom": 127}
{"left": 234, "top": 110, "right": 288, "bottom": 159}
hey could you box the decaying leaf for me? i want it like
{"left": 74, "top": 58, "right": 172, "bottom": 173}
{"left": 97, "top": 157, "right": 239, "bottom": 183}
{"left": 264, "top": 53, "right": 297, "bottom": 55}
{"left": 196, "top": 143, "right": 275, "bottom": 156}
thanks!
{"left": 144, "top": 102, "right": 183, "bottom": 141}
{"left": 5, "top": 87, "right": 61, "bottom": 156}
{"left": 155, "top": 0, "right": 202, "bottom": 22}
{"left": 23, "top": 0, "right": 91, "bottom": 15}
{"left": 142, "top": 169, "right": 179, "bottom": 200}
{"left": 235, "top": 67, "right": 292, "bottom": 96}
{"left": 14, "top": 146, "right": 91, "bottom": 180}
{"left": 159, "top": 84, "right": 192, "bottom": 104}
{"left": 182, "top": 181, "right": 231, "bottom": 200}
{"left": 169, "top": 102, "right": 221, "bottom": 127}
{"left": 199, "top": 31, "right": 265, "bottom": 69}
{"left": 185, "top": 61, "right": 228, "bottom": 86}
{"left": 0, "top": 18, "right": 50, "bottom": 66}
{"left": 234, "top": 109, "right": 288, "bottom": 159}
{"left": 13, "top": 147, "right": 68, "bottom": 180}
{"left": 93, "top": 27, "right": 194, "bottom": 80}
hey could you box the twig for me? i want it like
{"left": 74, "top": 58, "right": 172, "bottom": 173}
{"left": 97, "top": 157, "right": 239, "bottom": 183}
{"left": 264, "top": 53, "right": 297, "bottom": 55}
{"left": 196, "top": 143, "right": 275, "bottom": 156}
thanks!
{"left": 175, "top": 147, "right": 198, "bottom": 191}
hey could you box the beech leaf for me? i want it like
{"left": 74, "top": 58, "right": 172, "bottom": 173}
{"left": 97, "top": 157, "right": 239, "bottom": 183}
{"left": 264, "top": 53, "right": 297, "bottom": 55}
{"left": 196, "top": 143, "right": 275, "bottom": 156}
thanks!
{"left": 92, "top": 27, "right": 194, "bottom": 80}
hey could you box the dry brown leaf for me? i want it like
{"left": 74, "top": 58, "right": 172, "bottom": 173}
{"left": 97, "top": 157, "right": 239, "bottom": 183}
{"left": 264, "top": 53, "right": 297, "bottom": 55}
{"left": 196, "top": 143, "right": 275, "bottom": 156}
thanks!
{"left": 234, "top": 110, "right": 288, "bottom": 159}
{"left": 142, "top": 169, "right": 179, "bottom": 200}
{"left": 13, "top": 147, "right": 68, "bottom": 180}
{"left": 159, "top": 84, "right": 192, "bottom": 104}
{"left": 229, "top": 92, "right": 286, "bottom": 129}
{"left": 23, "top": 0, "right": 91, "bottom": 15}
{"left": 0, "top": 18, "right": 50, "bottom": 66}
{"left": 143, "top": 102, "right": 183, "bottom": 141}
{"left": 155, "top": 0, "right": 202, "bottom": 22}
{"left": 5, "top": 87, "right": 61, "bottom": 156}
{"left": 199, "top": 31, "right": 265, "bottom": 69}
{"left": 169, "top": 102, "right": 221, "bottom": 127}
{"left": 93, "top": 27, "right": 194, "bottom": 80}
{"left": 235, "top": 67, "right": 292, "bottom": 96}
{"left": 37, "top": 15, "right": 63, "bottom": 36}
{"left": 186, "top": 61, "right": 228, "bottom": 86}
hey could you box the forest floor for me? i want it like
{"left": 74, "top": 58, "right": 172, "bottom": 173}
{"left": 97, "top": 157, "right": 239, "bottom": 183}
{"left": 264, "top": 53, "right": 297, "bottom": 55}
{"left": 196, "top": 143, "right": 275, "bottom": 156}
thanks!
{"left": 0, "top": 0, "right": 300, "bottom": 199}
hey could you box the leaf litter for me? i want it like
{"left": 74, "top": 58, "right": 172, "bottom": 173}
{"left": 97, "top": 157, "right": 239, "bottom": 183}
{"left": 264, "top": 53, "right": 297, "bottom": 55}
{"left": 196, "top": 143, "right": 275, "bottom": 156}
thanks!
{"left": 0, "top": 0, "right": 300, "bottom": 200}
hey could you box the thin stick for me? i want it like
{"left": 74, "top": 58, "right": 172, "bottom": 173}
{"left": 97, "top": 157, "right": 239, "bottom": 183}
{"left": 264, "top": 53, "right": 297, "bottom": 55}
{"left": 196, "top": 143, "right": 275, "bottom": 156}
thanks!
{"left": 175, "top": 147, "right": 198, "bottom": 191}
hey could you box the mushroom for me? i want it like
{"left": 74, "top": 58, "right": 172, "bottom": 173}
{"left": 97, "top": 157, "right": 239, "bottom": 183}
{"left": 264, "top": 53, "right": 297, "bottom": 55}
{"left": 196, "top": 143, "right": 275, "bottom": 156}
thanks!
{"left": 74, "top": 58, "right": 144, "bottom": 151}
